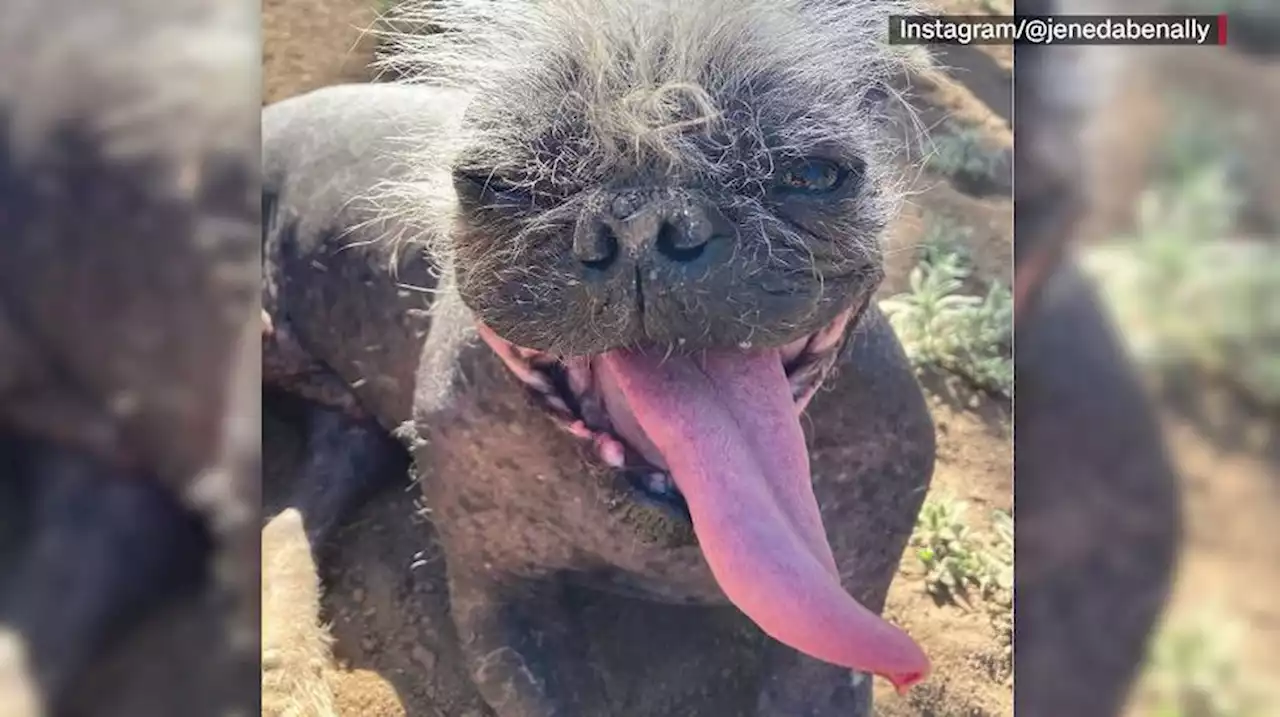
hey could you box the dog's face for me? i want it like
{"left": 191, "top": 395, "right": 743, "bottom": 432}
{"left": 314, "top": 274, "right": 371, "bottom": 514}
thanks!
{"left": 445, "top": 8, "right": 903, "bottom": 357}
{"left": 388, "top": 0, "right": 931, "bottom": 694}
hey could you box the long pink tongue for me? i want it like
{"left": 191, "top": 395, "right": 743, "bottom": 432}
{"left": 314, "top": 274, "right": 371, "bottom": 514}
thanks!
{"left": 597, "top": 349, "right": 929, "bottom": 692}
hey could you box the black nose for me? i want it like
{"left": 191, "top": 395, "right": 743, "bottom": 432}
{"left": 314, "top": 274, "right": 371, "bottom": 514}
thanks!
{"left": 655, "top": 220, "right": 708, "bottom": 263}
{"left": 572, "top": 194, "right": 722, "bottom": 272}
{"left": 573, "top": 222, "right": 620, "bottom": 270}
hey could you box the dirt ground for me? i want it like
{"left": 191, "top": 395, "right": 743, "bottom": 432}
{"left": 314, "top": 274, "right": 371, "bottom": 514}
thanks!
{"left": 260, "top": 0, "right": 1017, "bottom": 715}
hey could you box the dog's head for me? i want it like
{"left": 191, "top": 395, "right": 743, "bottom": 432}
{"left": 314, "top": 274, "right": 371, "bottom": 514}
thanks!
{"left": 412, "top": 0, "right": 920, "bottom": 356}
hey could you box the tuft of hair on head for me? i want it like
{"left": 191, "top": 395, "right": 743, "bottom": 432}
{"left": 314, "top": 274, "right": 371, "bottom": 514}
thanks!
{"left": 372, "top": 0, "right": 935, "bottom": 264}
{"left": 377, "top": 0, "right": 931, "bottom": 153}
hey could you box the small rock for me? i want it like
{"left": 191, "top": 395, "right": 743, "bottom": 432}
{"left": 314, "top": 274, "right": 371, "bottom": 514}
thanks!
{"left": 411, "top": 645, "right": 437, "bottom": 672}
{"left": 352, "top": 587, "right": 366, "bottom": 603}
{"left": 360, "top": 636, "right": 376, "bottom": 651}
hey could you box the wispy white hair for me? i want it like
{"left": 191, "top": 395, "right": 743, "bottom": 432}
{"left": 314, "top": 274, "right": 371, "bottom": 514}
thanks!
{"left": 379, "top": 0, "right": 929, "bottom": 163}
{"left": 371, "top": 0, "right": 933, "bottom": 267}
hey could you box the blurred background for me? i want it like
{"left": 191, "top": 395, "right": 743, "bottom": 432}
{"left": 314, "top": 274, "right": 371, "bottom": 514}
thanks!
{"left": 1, "top": 0, "right": 259, "bottom": 715}
{"left": 1074, "top": 9, "right": 1280, "bottom": 714}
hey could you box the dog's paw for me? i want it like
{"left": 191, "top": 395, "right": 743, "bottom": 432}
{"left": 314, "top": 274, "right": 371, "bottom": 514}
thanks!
{"left": 0, "top": 629, "right": 45, "bottom": 717}
{"left": 261, "top": 509, "right": 337, "bottom": 717}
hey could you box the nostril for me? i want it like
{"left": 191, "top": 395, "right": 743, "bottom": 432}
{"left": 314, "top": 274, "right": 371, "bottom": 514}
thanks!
{"left": 576, "top": 224, "right": 620, "bottom": 270}
{"left": 655, "top": 221, "right": 706, "bottom": 264}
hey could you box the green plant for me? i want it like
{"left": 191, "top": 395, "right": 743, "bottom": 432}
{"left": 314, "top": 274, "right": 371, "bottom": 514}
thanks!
{"left": 986, "top": 508, "right": 1013, "bottom": 605}
{"left": 881, "top": 243, "right": 1013, "bottom": 397}
{"left": 989, "top": 508, "right": 1012, "bottom": 567}
{"left": 1159, "top": 105, "right": 1242, "bottom": 186}
{"left": 919, "top": 217, "right": 975, "bottom": 270}
{"left": 910, "top": 497, "right": 1012, "bottom": 604}
{"left": 1081, "top": 144, "right": 1280, "bottom": 407}
{"left": 1137, "top": 611, "right": 1270, "bottom": 717}
{"left": 924, "top": 121, "right": 1007, "bottom": 190}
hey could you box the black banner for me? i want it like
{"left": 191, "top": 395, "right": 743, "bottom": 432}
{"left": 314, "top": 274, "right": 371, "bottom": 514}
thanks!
{"left": 888, "top": 14, "right": 1228, "bottom": 46}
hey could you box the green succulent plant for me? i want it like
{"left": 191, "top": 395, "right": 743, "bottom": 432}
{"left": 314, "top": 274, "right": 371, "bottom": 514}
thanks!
{"left": 911, "top": 496, "right": 1013, "bottom": 606}
{"left": 1081, "top": 107, "right": 1280, "bottom": 408}
{"left": 1139, "top": 611, "right": 1271, "bottom": 717}
{"left": 882, "top": 238, "right": 1013, "bottom": 397}
{"left": 924, "top": 121, "right": 1008, "bottom": 193}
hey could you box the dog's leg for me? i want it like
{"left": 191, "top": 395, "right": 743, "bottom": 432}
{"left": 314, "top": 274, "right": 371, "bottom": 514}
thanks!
{"left": 260, "top": 409, "right": 405, "bottom": 717}
{"left": 447, "top": 570, "right": 606, "bottom": 717}
{"left": 0, "top": 444, "right": 210, "bottom": 717}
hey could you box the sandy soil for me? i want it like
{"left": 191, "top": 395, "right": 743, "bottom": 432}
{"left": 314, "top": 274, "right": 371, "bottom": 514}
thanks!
{"left": 262, "top": 0, "right": 379, "bottom": 104}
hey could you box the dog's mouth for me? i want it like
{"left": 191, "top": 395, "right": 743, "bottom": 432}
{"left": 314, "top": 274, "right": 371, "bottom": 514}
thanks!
{"left": 478, "top": 310, "right": 853, "bottom": 519}
{"left": 476, "top": 306, "right": 929, "bottom": 693}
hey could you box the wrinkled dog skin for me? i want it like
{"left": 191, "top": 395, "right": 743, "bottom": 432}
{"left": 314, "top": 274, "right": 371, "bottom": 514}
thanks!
{"left": 261, "top": 2, "right": 936, "bottom": 715}
{"left": 0, "top": 0, "right": 261, "bottom": 715}
{"left": 1013, "top": 1, "right": 1181, "bottom": 716}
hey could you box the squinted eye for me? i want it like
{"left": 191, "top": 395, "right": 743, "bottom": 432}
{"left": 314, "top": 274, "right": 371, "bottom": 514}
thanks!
{"left": 774, "top": 159, "right": 847, "bottom": 195}
{"left": 460, "top": 171, "right": 529, "bottom": 198}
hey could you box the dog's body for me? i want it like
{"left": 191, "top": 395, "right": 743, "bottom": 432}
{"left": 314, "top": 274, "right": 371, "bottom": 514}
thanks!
{"left": 261, "top": 81, "right": 936, "bottom": 716}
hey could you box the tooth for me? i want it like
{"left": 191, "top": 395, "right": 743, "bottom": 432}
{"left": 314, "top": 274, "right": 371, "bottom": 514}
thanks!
{"left": 647, "top": 472, "right": 671, "bottom": 495}
{"left": 565, "top": 357, "right": 592, "bottom": 396}
{"left": 596, "top": 436, "right": 625, "bottom": 468}
{"left": 566, "top": 421, "right": 592, "bottom": 439}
